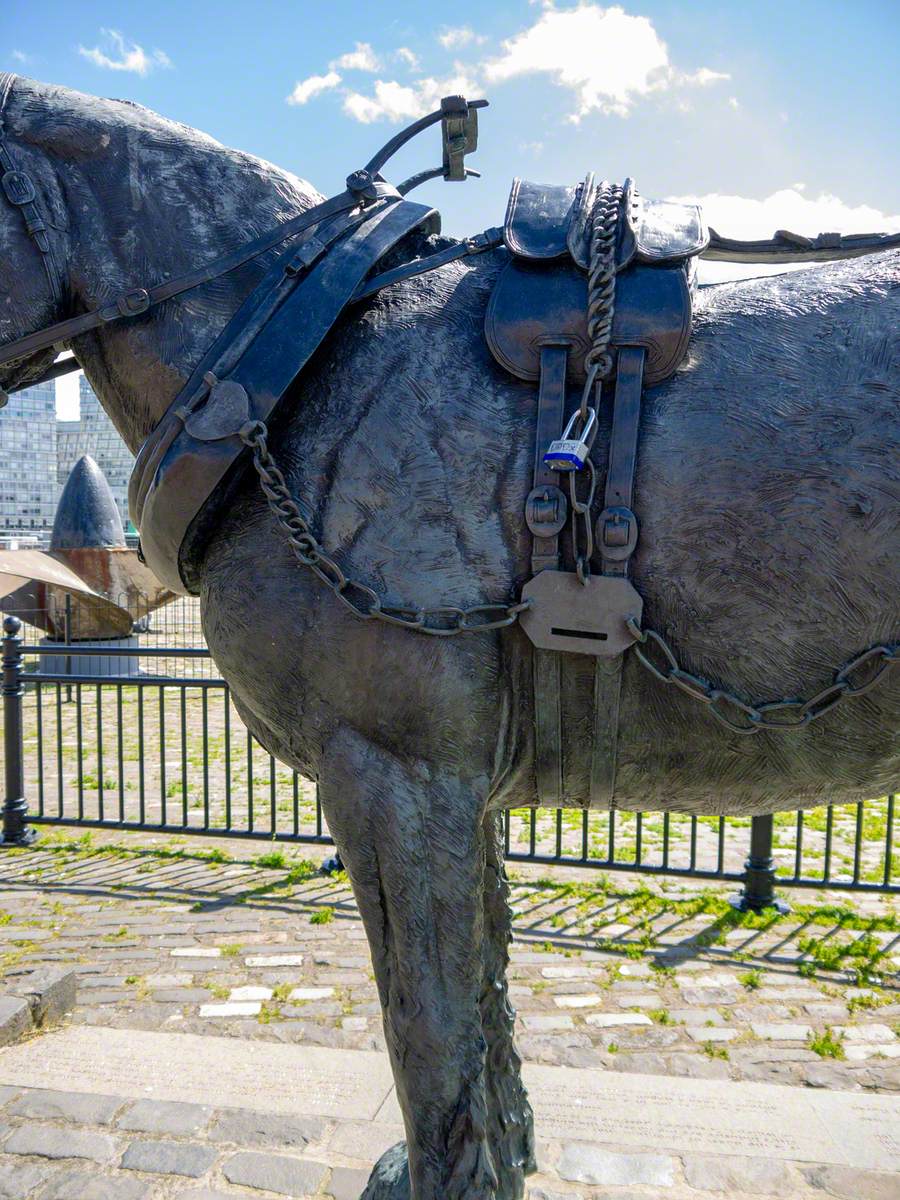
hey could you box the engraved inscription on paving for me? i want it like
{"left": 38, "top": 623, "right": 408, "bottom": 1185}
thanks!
{"left": 806, "top": 1091, "right": 900, "bottom": 1173}
{"left": 523, "top": 1063, "right": 899, "bottom": 1171}
{"left": 2, "top": 1027, "right": 898, "bottom": 1172}
{"left": 0, "top": 1027, "right": 394, "bottom": 1122}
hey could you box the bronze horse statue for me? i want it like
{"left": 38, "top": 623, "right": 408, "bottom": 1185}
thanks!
{"left": 1, "top": 77, "right": 897, "bottom": 1200}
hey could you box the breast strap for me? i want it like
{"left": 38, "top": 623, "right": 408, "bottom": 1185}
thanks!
{"left": 132, "top": 195, "right": 437, "bottom": 595}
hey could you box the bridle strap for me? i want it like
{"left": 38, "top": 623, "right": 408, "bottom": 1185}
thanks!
{"left": 0, "top": 72, "right": 66, "bottom": 310}
{"left": 0, "top": 183, "right": 403, "bottom": 369}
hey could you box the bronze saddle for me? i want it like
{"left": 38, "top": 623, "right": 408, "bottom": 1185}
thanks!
{"left": 485, "top": 175, "right": 709, "bottom": 809}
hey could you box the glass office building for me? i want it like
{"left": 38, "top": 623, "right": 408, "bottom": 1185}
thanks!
{"left": 0, "top": 379, "right": 58, "bottom": 542}
{"left": 57, "top": 375, "right": 135, "bottom": 530}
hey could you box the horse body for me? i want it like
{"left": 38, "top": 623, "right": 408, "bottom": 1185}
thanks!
{"left": 2, "top": 78, "right": 898, "bottom": 1199}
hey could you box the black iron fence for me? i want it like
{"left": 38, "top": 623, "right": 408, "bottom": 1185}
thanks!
{"left": 1, "top": 616, "right": 897, "bottom": 906}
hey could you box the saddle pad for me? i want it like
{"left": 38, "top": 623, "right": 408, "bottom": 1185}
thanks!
{"left": 504, "top": 176, "right": 708, "bottom": 270}
{"left": 485, "top": 258, "right": 693, "bottom": 387}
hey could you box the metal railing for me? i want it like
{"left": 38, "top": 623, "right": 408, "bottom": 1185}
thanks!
{"left": 1, "top": 617, "right": 897, "bottom": 907}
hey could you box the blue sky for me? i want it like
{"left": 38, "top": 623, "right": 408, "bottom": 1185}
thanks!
{"left": 3, "top": 1, "right": 899, "bottom": 415}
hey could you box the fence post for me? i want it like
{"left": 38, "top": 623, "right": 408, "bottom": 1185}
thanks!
{"left": 0, "top": 616, "right": 37, "bottom": 848}
{"left": 729, "top": 814, "right": 788, "bottom": 914}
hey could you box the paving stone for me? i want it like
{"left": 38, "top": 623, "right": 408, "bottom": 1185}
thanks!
{"left": 540, "top": 966, "right": 589, "bottom": 979}
{"left": 117, "top": 1098, "right": 212, "bottom": 1136}
{"left": 751, "top": 1023, "right": 813, "bottom": 1040}
{"left": 520, "top": 1014, "right": 575, "bottom": 1031}
{"left": 0, "top": 1089, "right": 17, "bottom": 1107}
{"left": 4, "top": 1125, "right": 118, "bottom": 1163}
{"left": 0, "top": 997, "right": 31, "bottom": 1047}
{"left": 245, "top": 954, "right": 304, "bottom": 967}
{"left": 584, "top": 1012, "right": 652, "bottom": 1028}
{"left": 553, "top": 994, "right": 603, "bottom": 1009}
{"left": 289, "top": 987, "right": 336, "bottom": 1001}
{"left": 8, "top": 1088, "right": 124, "bottom": 1125}
{"left": 222, "top": 1150, "right": 329, "bottom": 1195}
{"left": 6, "top": 968, "right": 76, "bottom": 1028}
{"left": 327, "top": 1121, "right": 405, "bottom": 1162}
{"left": 678, "top": 986, "right": 742, "bottom": 1006}
{"left": 556, "top": 1144, "right": 674, "bottom": 1187}
{"left": 328, "top": 1165, "right": 372, "bottom": 1200}
{"left": 170, "top": 948, "right": 222, "bottom": 958}
{"left": 0, "top": 1160, "right": 55, "bottom": 1199}
{"left": 198, "top": 1001, "right": 261, "bottom": 1017}
{"left": 835, "top": 1024, "right": 896, "bottom": 1043}
{"left": 227, "top": 986, "right": 272, "bottom": 1002}
{"left": 172, "top": 1192, "right": 236, "bottom": 1200}
{"left": 802, "top": 1163, "right": 899, "bottom": 1199}
{"left": 151, "top": 989, "right": 210, "bottom": 1003}
{"left": 342, "top": 1016, "right": 369, "bottom": 1031}
{"left": 209, "top": 1109, "right": 325, "bottom": 1148}
{"left": 121, "top": 1139, "right": 217, "bottom": 1177}
{"left": 683, "top": 1153, "right": 797, "bottom": 1194}
{"left": 144, "top": 974, "right": 193, "bottom": 988}
{"left": 686, "top": 1026, "right": 738, "bottom": 1042}
{"left": 37, "top": 1170, "right": 153, "bottom": 1200}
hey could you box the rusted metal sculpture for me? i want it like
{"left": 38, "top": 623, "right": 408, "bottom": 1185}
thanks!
{"left": 0, "top": 76, "right": 897, "bottom": 1199}
{"left": 1, "top": 456, "right": 174, "bottom": 639}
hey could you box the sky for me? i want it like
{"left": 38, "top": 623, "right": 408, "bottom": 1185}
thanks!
{"left": 3, "top": 0, "right": 899, "bottom": 418}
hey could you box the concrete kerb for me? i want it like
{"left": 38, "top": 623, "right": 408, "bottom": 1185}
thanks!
{"left": 0, "top": 968, "right": 76, "bottom": 1046}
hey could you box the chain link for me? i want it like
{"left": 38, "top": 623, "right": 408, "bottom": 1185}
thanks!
{"left": 582, "top": 180, "right": 625, "bottom": 410}
{"left": 624, "top": 616, "right": 898, "bottom": 735}
{"left": 563, "top": 180, "right": 625, "bottom": 581}
{"left": 239, "top": 420, "right": 529, "bottom": 636}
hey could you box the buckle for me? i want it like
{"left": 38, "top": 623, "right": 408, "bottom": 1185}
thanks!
{"left": 116, "top": 288, "right": 151, "bottom": 318}
{"left": 595, "top": 505, "right": 639, "bottom": 562}
{"left": 1, "top": 169, "right": 36, "bottom": 207}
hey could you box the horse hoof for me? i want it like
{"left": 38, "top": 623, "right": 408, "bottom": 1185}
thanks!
{"left": 359, "top": 1141, "right": 410, "bottom": 1199}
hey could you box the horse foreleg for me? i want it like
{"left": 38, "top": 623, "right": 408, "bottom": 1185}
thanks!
{"left": 320, "top": 728, "right": 498, "bottom": 1200}
{"left": 480, "top": 812, "right": 536, "bottom": 1200}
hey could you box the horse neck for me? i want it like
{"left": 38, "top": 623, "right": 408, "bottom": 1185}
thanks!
{"left": 34, "top": 82, "right": 322, "bottom": 452}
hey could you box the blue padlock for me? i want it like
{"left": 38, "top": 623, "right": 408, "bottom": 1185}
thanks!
{"left": 543, "top": 407, "right": 597, "bottom": 471}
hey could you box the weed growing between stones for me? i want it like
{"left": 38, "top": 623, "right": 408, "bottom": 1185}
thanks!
{"left": 808, "top": 1028, "right": 845, "bottom": 1059}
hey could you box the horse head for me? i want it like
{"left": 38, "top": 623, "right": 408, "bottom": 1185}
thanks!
{"left": 0, "top": 73, "right": 322, "bottom": 448}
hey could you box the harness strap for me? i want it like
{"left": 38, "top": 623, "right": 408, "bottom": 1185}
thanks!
{"left": 703, "top": 227, "right": 900, "bottom": 263}
{"left": 135, "top": 196, "right": 437, "bottom": 594}
{"left": 0, "top": 185, "right": 400, "bottom": 369}
{"left": 0, "top": 72, "right": 66, "bottom": 311}
{"left": 529, "top": 344, "right": 570, "bottom": 806}
{"left": 590, "top": 346, "right": 646, "bottom": 807}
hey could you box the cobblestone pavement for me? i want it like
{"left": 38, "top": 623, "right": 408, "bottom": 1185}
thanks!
{"left": 0, "top": 832, "right": 897, "bottom": 1198}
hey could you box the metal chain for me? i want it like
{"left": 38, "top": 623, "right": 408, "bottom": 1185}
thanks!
{"left": 568, "top": 457, "right": 597, "bottom": 585}
{"left": 239, "top": 420, "right": 530, "bottom": 636}
{"left": 568, "top": 180, "right": 625, "bottom": 580}
{"left": 625, "top": 616, "right": 898, "bottom": 735}
{"left": 581, "top": 180, "right": 625, "bottom": 409}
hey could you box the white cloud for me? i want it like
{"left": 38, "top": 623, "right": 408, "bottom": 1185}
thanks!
{"left": 484, "top": 4, "right": 728, "bottom": 120}
{"left": 728, "top": 96, "right": 740, "bottom": 110}
{"left": 395, "top": 47, "right": 419, "bottom": 69}
{"left": 286, "top": 71, "right": 342, "bottom": 106}
{"left": 78, "top": 29, "right": 171, "bottom": 76}
{"left": 343, "top": 70, "right": 480, "bottom": 123}
{"left": 680, "top": 66, "right": 729, "bottom": 87}
{"left": 438, "top": 26, "right": 486, "bottom": 50}
{"left": 678, "top": 188, "right": 900, "bottom": 283}
{"left": 331, "top": 42, "right": 380, "bottom": 72}
{"left": 11, "top": 50, "right": 29, "bottom": 64}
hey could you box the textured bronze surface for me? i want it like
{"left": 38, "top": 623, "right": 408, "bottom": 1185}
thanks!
{"left": 0, "top": 75, "right": 897, "bottom": 1200}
